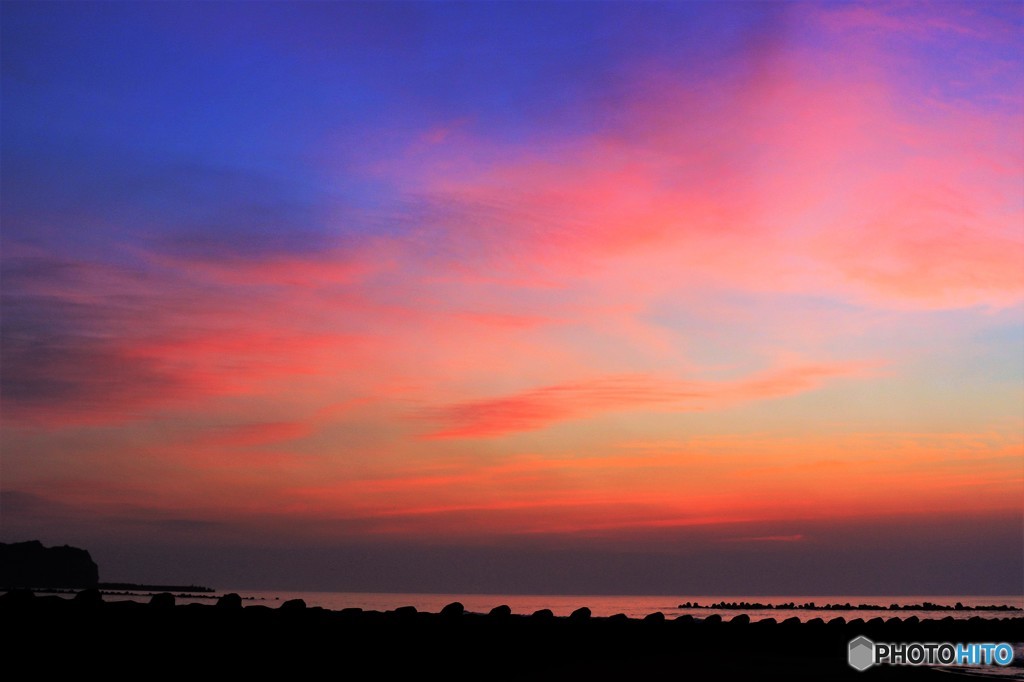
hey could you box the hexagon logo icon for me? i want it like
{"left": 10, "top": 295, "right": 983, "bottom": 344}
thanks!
{"left": 849, "top": 636, "right": 875, "bottom": 671}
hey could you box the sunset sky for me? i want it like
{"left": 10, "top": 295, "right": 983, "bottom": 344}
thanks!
{"left": 2, "top": 1, "right": 1022, "bottom": 594}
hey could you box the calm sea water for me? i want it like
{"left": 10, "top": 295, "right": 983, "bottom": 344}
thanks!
{"left": 96, "top": 590, "right": 1023, "bottom": 622}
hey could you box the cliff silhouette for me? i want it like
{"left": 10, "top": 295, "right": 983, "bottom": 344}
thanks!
{"left": 0, "top": 540, "right": 99, "bottom": 589}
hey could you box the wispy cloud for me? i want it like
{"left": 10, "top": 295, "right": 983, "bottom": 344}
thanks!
{"left": 422, "top": 363, "right": 871, "bottom": 438}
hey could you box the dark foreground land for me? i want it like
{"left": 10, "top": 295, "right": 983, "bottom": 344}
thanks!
{"left": 2, "top": 590, "right": 1021, "bottom": 680}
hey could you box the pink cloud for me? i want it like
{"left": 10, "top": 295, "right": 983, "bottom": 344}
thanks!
{"left": 815, "top": 2, "right": 1015, "bottom": 42}
{"left": 377, "top": 13, "right": 1022, "bottom": 313}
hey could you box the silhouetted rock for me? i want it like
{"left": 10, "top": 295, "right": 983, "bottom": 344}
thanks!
{"left": 643, "top": 611, "right": 665, "bottom": 623}
{"left": 702, "top": 614, "right": 722, "bottom": 624}
{"left": 216, "top": 593, "right": 243, "bottom": 609}
{"left": 245, "top": 604, "right": 273, "bottom": 614}
{"left": 608, "top": 613, "right": 629, "bottom": 623}
{"left": 440, "top": 601, "right": 464, "bottom": 618}
{"left": 394, "top": 605, "right": 417, "bottom": 619}
{"left": 488, "top": 604, "right": 512, "bottom": 618}
{"left": 673, "top": 614, "right": 695, "bottom": 624}
{"left": 74, "top": 588, "right": 103, "bottom": 606}
{"left": 569, "top": 606, "right": 591, "bottom": 620}
{"left": 0, "top": 541, "right": 99, "bottom": 588}
{"left": 729, "top": 614, "right": 750, "bottom": 625}
{"left": 149, "top": 592, "right": 175, "bottom": 608}
{"left": 280, "top": 598, "right": 306, "bottom": 610}
{"left": 531, "top": 608, "right": 554, "bottom": 619}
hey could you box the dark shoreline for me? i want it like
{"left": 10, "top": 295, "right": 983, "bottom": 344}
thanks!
{"left": 3, "top": 589, "right": 1021, "bottom": 680}
{"left": 97, "top": 581, "right": 216, "bottom": 593}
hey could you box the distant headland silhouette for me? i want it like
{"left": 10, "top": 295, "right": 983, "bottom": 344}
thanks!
{"left": 0, "top": 540, "right": 212, "bottom": 593}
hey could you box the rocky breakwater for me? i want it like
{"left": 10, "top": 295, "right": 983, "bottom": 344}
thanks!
{"left": 1, "top": 590, "right": 1020, "bottom": 680}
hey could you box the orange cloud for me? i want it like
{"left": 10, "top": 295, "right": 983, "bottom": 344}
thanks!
{"left": 192, "top": 420, "right": 314, "bottom": 448}
{"left": 422, "top": 362, "right": 871, "bottom": 438}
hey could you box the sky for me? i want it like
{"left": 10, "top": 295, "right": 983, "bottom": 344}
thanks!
{"left": 1, "top": 1, "right": 1022, "bottom": 595}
